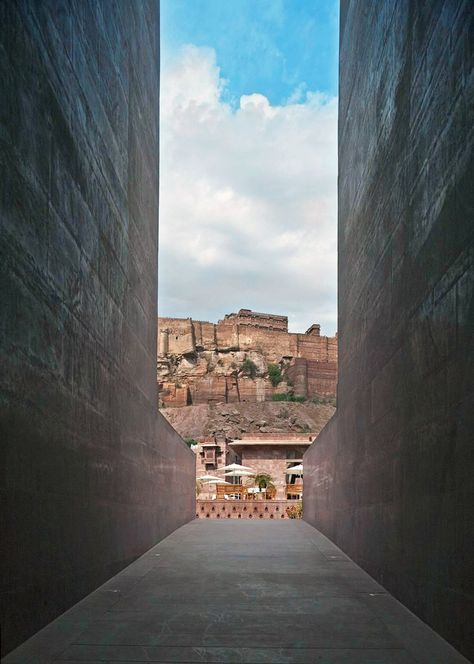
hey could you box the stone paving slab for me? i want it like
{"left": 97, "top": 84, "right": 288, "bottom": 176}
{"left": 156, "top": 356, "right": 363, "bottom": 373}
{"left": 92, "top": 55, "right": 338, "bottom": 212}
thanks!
{"left": 2, "top": 520, "right": 470, "bottom": 664}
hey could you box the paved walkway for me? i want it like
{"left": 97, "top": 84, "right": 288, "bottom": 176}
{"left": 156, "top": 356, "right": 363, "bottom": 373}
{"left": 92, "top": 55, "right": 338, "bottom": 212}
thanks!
{"left": 3, "top": 520, "right": 469, "bottom": 664}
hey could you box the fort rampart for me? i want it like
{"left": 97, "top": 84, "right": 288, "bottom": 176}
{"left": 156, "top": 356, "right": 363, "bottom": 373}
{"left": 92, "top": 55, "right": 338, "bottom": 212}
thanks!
{"left": 157, "top": 309, "right": 337, "bottom": 406}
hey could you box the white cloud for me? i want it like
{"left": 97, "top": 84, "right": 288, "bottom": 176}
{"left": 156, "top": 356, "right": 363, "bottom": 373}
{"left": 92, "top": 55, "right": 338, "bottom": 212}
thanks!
{"left": 159, "top": 45, "right": 338, "bottom": 335}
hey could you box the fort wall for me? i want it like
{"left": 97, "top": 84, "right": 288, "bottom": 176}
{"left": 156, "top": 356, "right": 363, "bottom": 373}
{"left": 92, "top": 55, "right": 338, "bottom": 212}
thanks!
{"left": 158, "top": 309, "right": 338, "bottom": 406}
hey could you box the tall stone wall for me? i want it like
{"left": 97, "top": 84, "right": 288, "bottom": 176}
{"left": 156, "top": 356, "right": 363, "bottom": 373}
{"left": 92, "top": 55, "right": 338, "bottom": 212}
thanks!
{"left": 304, "top": 0, "right": 474, "bottom": 658}
{"left": 0, "top": 1, "right": 195, "bottom": 655}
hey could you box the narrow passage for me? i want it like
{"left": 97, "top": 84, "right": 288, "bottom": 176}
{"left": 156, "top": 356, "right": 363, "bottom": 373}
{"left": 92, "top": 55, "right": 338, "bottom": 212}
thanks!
{"left": 4, "top": 521, "right": 468, "bottom": 664}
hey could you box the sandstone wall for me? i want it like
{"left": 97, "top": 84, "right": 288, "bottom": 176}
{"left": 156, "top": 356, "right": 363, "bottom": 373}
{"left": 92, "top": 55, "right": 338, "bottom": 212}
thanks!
{"left": 0, "top": 2, "right": 195, "bottom": 655}
{"left": 304, "top": 0, "right": 474, "bottom": 658}
{"left": 223, "top": 309, "right": 288, "bottom": 331}
{"left": 236, "top": 326, "right": 297, "bottom": 359}
{"left": 194, "top": 320, "right": 217, "bottom": 350}
{"left": 215, "top": 320, "right": 240, "bottom": 350}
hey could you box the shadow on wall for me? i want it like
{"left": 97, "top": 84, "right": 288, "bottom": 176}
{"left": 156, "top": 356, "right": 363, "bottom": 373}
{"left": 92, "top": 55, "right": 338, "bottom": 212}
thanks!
{"left": 0, "top": 0, "right": 195, "bottom": 655}
{"left": 304, "top": 0, "right": 474, "bottom": 659}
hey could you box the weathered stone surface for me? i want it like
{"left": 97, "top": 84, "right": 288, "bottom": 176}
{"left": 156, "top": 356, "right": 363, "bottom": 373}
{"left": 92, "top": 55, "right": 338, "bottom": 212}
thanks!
{"left": 304, "top": 1, "right": 474, "bottom": 659}
{"left": 162, "top": 400, "right": 336, "bottom": 441}
{"left": 0, "top": 1, "right": 195, "bottom": 655}
{"left": 158, "top": 310, "right": 338, "bottom": 405}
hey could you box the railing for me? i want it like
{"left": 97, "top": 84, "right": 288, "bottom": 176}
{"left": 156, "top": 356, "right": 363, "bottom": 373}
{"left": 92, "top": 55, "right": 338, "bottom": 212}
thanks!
{"left": 286, "top": 484, "right": 303, "bottom": 498}
{"left": 216, "top": 483, "right": 247, "bottom": 499}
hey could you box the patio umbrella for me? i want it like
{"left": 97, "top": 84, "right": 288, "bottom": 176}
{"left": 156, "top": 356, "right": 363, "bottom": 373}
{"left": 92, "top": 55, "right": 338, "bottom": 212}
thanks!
{"left": 198, "top": 474, "right": 223, "bottom": 482}
{"left": 208, "top": 479, "right": 232, "bottom": 484}
{"left": 286, "top": 464, "right": 303, "bottom": 474}
{"left": 219, "top": 463, "right": 254, "bottom": 472}
{"left": 224, "top": 470, "right": 254, "bottom": 477}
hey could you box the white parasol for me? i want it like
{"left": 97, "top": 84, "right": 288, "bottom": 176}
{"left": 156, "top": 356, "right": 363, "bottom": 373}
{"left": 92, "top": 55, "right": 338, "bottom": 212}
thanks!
{"left": 198, "top": 474, "right": 223, "bottom": 482}
{"left": 286, "top": 464, "right": 303, "bottom": 475}
{"left": 224, "top": 470, "right": 254, "bottom": 477}
{"left": 218, "top": 463, "right": 255, "bottom": 472}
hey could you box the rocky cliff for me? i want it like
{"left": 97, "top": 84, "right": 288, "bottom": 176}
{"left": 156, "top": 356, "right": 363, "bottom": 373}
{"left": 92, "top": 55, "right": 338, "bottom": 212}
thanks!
{"left": 161, "top": 400, "right": 336, "bottom": 441}
{"left": 157, "top": 309, "right": 337, "bottom": 407}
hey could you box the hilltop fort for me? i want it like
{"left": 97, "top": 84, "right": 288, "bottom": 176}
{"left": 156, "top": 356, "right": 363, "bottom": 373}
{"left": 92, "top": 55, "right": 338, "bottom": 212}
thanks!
{"left": 157, "top": 309, "right": 337, "bottom": 407}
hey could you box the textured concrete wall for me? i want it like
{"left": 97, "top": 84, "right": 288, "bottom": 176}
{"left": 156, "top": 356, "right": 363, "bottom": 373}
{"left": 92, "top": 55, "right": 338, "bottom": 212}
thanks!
{"left": 304, "top": 0, "right": 473, "bottom": 658}
{"left": 0, "top": 0, "right": 195, "bottom": 655}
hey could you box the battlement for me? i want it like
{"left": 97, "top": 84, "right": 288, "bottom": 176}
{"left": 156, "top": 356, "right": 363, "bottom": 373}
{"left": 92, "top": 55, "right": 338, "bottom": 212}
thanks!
{"left": 222, "top": 309, "right": 288, "bottom": 332}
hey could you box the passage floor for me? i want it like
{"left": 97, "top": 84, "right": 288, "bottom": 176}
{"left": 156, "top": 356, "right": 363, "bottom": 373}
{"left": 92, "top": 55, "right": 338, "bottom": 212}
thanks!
{"left": 2, "top": 520, "right": 469, "bottom": 664}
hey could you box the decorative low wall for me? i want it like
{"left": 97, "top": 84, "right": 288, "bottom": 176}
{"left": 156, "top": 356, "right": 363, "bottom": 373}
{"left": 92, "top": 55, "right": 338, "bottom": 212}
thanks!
{"left": 196, "top": 500, "right": 300, "bottom": 519}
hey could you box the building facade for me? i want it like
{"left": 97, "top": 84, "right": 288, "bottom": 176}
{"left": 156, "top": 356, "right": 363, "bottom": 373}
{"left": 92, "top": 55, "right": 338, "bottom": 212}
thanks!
{"left": 195, "top": 433, "right": 310, "bottom": 501}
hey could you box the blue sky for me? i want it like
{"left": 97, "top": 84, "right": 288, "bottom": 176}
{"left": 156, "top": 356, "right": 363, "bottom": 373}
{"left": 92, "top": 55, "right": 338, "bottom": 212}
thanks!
{"left": 159, "top": 1, "right": 339, "bottom": 334}
{"left": 161, "top": 0, "right": 339, "bottom": 106}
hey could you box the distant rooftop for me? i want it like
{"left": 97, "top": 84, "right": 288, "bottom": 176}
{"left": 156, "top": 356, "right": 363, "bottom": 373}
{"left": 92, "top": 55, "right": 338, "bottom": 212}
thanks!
{"left": 229, "top": 438, "right": 314, "bottom": 447}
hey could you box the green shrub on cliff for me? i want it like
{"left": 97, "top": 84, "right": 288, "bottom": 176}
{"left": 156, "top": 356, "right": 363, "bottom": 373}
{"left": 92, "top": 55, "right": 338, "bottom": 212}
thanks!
{"left": 272, "top": 394, "right": 306, "bottom": 403}
{"left": 241, "top": 358, "right": 257, "bottom": 378}
{"left": 267, "top": 363, "right": 282, "bottom": 386}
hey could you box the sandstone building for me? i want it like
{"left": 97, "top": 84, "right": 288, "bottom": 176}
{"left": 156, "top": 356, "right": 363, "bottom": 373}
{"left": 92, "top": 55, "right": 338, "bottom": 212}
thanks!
{"left": 158, "top": 309, "right": 338, "bottom": 406}
{"left": 229, "top": 433, "right": 310, "bottom": 500}
{"left": 195, "top": 432, "right": 311, "bottom": 501}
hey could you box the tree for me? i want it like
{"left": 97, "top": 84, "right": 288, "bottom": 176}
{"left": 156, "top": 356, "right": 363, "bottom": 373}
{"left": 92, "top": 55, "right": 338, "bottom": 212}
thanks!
{"left": 184, "top": 438, "right": 198, "bottom": 448}
{"left": 249, "top": 473, "right": 276, "bottom": 499}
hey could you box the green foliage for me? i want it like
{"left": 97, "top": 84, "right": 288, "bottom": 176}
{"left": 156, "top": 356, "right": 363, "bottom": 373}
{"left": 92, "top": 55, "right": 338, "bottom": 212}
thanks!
{"left": 241, "top": 357, "right": 257, "bottom": 378}
{"left": 248, "top": 473, "right": 276, "bottom": 498}
{"left": 272, "top": 394, "right": 286, "bottom": 401}
{"left": 271, "top": 394, "right": 307, "bottom": 403}
{"left": 252, "top": 472, "right": 274, "bottom": 489}
{"left": 267, "top": 363, "right": 282, "bottom": 387}
{"left": 286, "top": 502, "right": 303, "bottom": 519}
{"left": 184, "top": 437, "right": 198, "bottom": 448}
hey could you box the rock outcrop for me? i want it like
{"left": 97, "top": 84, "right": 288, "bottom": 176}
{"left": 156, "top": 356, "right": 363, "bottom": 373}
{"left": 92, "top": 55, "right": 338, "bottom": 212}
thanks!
{"left": 161, "top": 400, "right": 336, "bottom": 441}
{"left": 158, "top": 309, "right": 337, "bottom": 407}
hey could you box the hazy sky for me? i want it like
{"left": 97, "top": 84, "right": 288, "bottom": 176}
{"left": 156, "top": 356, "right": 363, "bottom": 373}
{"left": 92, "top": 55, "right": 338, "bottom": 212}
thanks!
{"left": 159, "top": 0, "right": 339, "bottom": 335}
